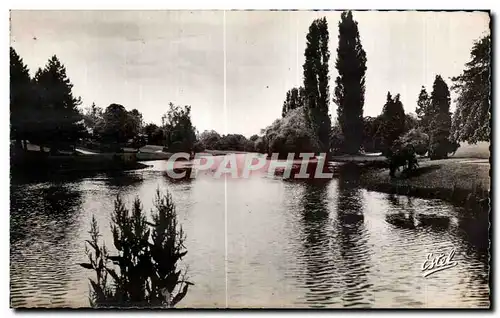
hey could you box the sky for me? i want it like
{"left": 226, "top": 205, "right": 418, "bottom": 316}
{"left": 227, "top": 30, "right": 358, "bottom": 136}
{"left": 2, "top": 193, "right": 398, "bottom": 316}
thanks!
{"left": 10, "top": 10, "right": 490, "bottom": 137}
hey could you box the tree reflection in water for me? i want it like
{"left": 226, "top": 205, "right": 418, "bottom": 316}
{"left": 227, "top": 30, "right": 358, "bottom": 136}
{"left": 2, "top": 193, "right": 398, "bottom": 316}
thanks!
{"left": 298, "top": 180, "right": 338, "bottom": 307}
{"left": 10, "top": 182, "right": 84, "bottom": 307}
{"left": 294, "top": 163, "right": 373, "bottom": 308}
{"left": 335, "top": 164, "right": 373, "bottom": 307}
{"left": 103, "top": 171, "right": 144, "bottom": 188}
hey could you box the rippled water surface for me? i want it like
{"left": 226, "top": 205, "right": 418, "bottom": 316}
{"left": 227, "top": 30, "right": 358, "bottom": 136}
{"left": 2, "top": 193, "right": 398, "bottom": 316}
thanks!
{"left": 10, "top": 159, "right": 490, "bottom": 308}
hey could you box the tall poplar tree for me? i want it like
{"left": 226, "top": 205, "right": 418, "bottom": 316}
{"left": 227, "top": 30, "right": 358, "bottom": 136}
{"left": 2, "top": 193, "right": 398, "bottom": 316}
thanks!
{"left": 303, "top": 17, "right": 331, "bottom": 152}
{"left": 333, "top": 11, "right": 367, "bottom": 155}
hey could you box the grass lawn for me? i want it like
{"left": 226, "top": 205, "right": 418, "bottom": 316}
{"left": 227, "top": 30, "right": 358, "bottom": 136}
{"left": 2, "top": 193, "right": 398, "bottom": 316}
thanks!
{"left": 452, "top": 141, "right": 490, "bottom": 159}
{"left": 358, "top": 142, "right": 490, "bottom": 206}
{"left": 361, "top": 158, "right": 490, "bottom": 192}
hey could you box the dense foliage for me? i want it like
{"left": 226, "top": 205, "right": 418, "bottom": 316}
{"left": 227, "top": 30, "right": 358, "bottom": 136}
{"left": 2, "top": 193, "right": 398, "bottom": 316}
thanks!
{"left": 263, "top": 107, "right": 321, "bottom": 157}
{"left": 143, "top": 123, "right": 165, "bottom": 146}
{"left": 162, "top": 103, "right": 197, "bottom": 153}
{"left": 10, "top": 47, "right": 33, "bottom": 150}
{"left": 303, "top": 17, "right": 332, "bottom": 152}
{"left": 397, "top": 128, "right": 430, "bottom": 156}
{"left": 282, "top": 87, "right": 306, "bottom": 118}
{"left": 451, "top": 35, "right": 491, "bottom": 144}
{"left": 10, "top": 48, "right": 86, "bottom": 153}
{"left": 361, "top": 116, "right": 383, "bottom": 153}
{"left": 378, "top": 92, "right": 406, "bottom": 154}
{"left": 415, "top": 86, "right": 431, "bottom": 134}
{"left": 428, "top": 75, "right": 453, "bottom": 160}
{"left": 333, "top": 11, "right": 367, "bottom": 154}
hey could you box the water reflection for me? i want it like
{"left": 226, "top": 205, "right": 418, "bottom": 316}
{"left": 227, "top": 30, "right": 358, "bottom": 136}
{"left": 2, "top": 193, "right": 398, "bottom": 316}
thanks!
{"left": 336, "top": 165, "right": 372, "bottom": 307}
{"left": 385, "top": 195, "right": 451, "bottom": 232}
{"left": 10, "top": 159, "right": 490, "bottom": 308}
{"left": 298, "top": 181, "right": 337, "bottom": 307}
{"left": 385, "top": 195, "right": 417, "bottom": 230}
{"left": 102, "top": 171, "right": 144, "bottom": 188}
{"left": 10, "top": 182, "right": 84, "bottom": 307}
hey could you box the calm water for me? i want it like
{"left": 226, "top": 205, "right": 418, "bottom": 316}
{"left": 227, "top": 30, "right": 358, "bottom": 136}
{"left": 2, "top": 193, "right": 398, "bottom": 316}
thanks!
{"left": 10, "top": 157, "right": 490, "bottom": 308}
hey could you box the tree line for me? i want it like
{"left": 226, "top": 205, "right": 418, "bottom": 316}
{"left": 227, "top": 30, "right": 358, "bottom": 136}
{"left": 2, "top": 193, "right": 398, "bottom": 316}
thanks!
{"left": 11, "top": 13, "right": 490, "bottom": 158}
{"left": 264, "top": 11, "right": 490, "bottom": 160}
{"left": 10, "top": 48, "right": 201, "bottom": 154}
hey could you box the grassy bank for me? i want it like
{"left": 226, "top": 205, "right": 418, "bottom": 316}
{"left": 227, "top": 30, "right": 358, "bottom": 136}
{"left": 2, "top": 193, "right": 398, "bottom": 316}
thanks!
{"left": 359, "top": 158, "right": 490, "bottom": 210}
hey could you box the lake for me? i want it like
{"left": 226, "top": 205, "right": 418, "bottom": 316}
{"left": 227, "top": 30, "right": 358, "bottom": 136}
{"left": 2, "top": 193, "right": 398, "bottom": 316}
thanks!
{"left": 10, "top": 157, "right": 490, "bottom": 308}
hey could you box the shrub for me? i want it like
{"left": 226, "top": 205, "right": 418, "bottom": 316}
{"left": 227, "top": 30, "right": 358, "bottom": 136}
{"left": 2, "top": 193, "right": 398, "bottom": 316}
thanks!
{"left": 80, "top": 189, "right": 192, "bottom": 308}
{"left": 397, "top": 128, "right": 430, "bottom": 156}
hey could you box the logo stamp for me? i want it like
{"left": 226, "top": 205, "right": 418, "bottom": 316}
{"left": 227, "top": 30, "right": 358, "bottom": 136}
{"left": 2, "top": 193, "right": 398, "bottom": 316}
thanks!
{"left": 421, "top": 249, "right": 458, "bottom": 277}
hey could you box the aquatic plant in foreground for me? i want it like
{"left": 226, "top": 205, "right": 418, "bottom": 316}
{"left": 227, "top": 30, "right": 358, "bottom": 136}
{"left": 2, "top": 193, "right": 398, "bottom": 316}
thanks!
{"left": 80, "top": 189, "right": 192, "bottom": 308}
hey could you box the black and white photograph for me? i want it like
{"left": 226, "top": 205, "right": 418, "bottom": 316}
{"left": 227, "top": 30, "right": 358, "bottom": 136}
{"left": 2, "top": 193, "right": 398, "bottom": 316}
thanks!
{"left": 9, "top": 9, "right": 491, "bottom": 309}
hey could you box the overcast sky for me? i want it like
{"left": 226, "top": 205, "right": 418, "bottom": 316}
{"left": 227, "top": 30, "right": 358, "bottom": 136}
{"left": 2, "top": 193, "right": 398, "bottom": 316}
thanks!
{"left": 10, "top": 10, "right": 490, "bottom": 137}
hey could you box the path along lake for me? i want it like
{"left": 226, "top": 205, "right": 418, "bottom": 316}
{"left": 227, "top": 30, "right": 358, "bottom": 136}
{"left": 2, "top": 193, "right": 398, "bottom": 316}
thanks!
{"left": 10, "top": 156, "right": 489, "bottom": 308}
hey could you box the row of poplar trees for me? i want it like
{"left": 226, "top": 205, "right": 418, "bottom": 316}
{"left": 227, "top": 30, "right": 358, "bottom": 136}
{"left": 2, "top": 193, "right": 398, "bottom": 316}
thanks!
{"left": 282, "top": 11, "right": 490, "bottom": 156}
{"left": 281, "top": 11, "right": 367, "bottom": 155}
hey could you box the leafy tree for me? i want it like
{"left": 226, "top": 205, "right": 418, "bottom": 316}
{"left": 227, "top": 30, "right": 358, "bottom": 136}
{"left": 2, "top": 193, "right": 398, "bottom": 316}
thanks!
{"left": 397, "top": 128, "right": 430, "bottom": 156}
{"left": 415, "top": 86, "right": 431, "bottom": 133}
{"left": 80, "top": 189, "right": 191, "bottom": 308}
{"left": 95, "top": 104, "right": 137, "bottom": 149}
{"left": 143, "top": 123, "right": 164, "bottom": 146}
{"left": 362, "top": 116, "right": 383, "bottom": 153}
{"left": 249, "top": 134, "right": 259, "bottom": 142}
{"left": 33, "top": 55, "right": 86, "bottom": 152}
{"left": 193, "top": 140, "right": 205, "bottom": 153}
{"left": 128, "top": 109, "right": 144, "bottom": 134}
{"left": 264, "top": 107, "right": 321, "bottom": 158}
{"left": 199, "top": 130, "right": 221, "bottom": 150}
{"left": 379, "top": 92, "right": 406, "bottom": 154}
{"left": 333, "top": 11, "right": 367, "bottom": 155}
{"left": 83, "top": 103, "right": 104, "bottom": 137}
{"left": 216, "top": 134, "right": 248, "bottom": 151}
{"left": 282, "top": 87, "right": 305, "bottom": 117}
{"left": 428, "top": 75, "right": 452, "bottom": 159}
{"left": 163, "top": 103, "right": 197, "bottom": 153}
{"left": 330, "top": 121, "right": 345, "bottom": 155}
{"left": 244, "top": 139, "right": 256, "bottom": 152}
{"left": 405, "top": 113, "right": 419, "bottom": 133}
{"left": 303, "top": 17, "right": 331, "bottom": 152}
{"left": 10, "top": 47, "right": 33, "bottom": 150}
{"left": 451, "top": 35, "right": 491, "bottom": 143}
{"left": 254, "top": 137, "right": 268, "bottom": 154}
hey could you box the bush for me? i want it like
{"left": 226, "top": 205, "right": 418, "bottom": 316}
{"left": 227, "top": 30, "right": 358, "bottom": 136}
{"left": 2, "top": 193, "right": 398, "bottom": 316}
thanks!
{"left": 387, "top": 139, "right": 418, "bottom": 178}
{"left": 80, "top": 189, "right": 192, "bottom": 308}
{"left": 397, "top": 128, "right": 430, "bottom": 156}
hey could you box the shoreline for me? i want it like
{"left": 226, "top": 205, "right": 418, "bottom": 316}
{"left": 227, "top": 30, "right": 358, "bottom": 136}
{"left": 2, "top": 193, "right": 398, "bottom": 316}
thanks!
{"left": 358, "top": 158, "right": 490, "bottom": 212}
{"left": 11, "top": 148, "right": 491, "bottom": 211}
